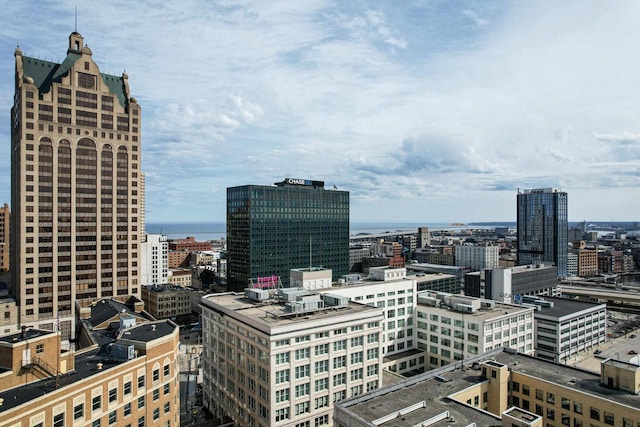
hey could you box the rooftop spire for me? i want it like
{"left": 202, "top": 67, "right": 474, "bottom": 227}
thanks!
{"left": 68, "top": 31, "right": 84, "bottom": 54}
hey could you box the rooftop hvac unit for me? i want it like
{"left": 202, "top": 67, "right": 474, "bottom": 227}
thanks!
{"left": 109, "top": 343, "right": 135, "bottom": 360}
{"left": 285, "top": 302, "right": 304, "bottom": 313}
{"left": 481, "top": 300, "right": 495, "bottom": 309}
{"left": 278, "top": 288, "right": 309, "bottom": 302}
{"left": 301, "top": 298, "right": 324, "bottom": 311}
{"left": 417, "top": 295, "right": 438, "bottom": 306}
{"left": 297, "top": 294, "right": 321, "bottom": 302}
{"left": 454, "top": 303, "right": 475, "bottom": 313}
{"left": 245, "top": 288, "right": 270, "bottom": 301}
{"left": 322, "top": 294, "right": 349, "bottom": 307}
{"left": 119, "top": 315, "right": 136, "bottom": 330}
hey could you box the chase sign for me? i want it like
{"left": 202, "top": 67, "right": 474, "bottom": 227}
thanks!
{"left": 276, "top": 178, "right": 325, "bottom": 188}
{"left": 286, "top": 178, "right": 312, "bottom": 186}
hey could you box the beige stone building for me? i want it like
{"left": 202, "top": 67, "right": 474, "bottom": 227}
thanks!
{"left": 201, "top": 289, "right": 384, "bottom": 427}
{"left": 0, "top": 297, "right": 18, "bottom": 334}
{"left": 334, "top": 349, "right": 640, "bottom": 427}
{"left": 0, "top": 298, "right": 180, "bottom": 427}
{"left": 10, "top": 32, "right": 143, "bottom": 338}
{"left": 168, "top": 269, "right": 192, "bottom": 287}
{"left": 0, "top": 203, "right": 9, "bottom": 272}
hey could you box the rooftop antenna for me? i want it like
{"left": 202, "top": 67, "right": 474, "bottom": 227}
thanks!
{"left": 74, "top": 6, "right": 78, "bottom": 32}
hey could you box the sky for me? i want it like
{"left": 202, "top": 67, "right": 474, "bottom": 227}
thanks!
{"left": 1, "top": 1, "right": 639, "bottom": 224}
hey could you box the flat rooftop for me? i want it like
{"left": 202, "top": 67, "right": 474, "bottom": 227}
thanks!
{"left": 534, "top": 296, "right": 605, "bottom": 318}
{"left": 338, "top": 354, "right": 502, "bottom": 425}
{"left": 338, "top": 349, "right": 640, "bottom": 426}
{"left": 417, "top": 299, "right": 532, "bottom": 321}
{"left": 0, "top": 328, "right": 55, "bottom": 345}
{"left": 202, "top": 292, "right": 381, "bottom": 328}
{"left": 120, "top": 320, "right": 176, "bottom": 343}
{"left": 505, "top": 407, "right": 542, "bottom": 423}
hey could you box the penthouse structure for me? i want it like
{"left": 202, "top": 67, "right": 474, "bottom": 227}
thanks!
{"left": 0, "top": 298, "right": 180, "bottom": 427}
{"left": 226, "top": 178, "right": 349, "bottom": 290}
{"left": 200, "top": 288, "right": 384, "bottom": 427}
{"left": 11, "top": 32, "right": 143, "bottom": 338}
{"left": 415, "top": 291, "right": 534, "bottom": 370}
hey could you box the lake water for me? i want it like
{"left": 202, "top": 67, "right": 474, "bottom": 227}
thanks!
{"left": 144, "top": 222, "right": 477, "bottom": 241}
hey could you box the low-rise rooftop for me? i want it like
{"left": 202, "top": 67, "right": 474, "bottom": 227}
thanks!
{"left": 0, "top": 299, "right": 178, "bottom": 414}
{"left": 0, "top": 347, "right": 123, "bottom": 412}
{"left": 201, "top": 291, "right": 382, "bottom": 329}
{"left": 0, "top": 328, "right": 54, "bottom": 345}
{"left": 532, "top": 296, "right": 605, "bottom": 318}
{"left": 337, "top": 348, "right": 640, "bottom": 426}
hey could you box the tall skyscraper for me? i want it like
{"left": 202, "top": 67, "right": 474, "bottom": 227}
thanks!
{"left": 10, "top": 32, "right": 143, "bottom": 338}
{"left": 227, "top": 178, "right": 349, "bottom": 290}
{"left": 517, "top": 188, "right": 568, "bottom": 278}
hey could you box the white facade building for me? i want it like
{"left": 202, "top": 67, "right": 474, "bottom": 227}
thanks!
{"left": 455, "top": 244, "right": 500, "bottom": 270}
{"left": 415, "top": 291, "right": 535, "bottom": 370}
{"left": 525, "top": 296, "right": 607, "bottom": 362}
{"left": 140, "top": 233, "right": 168, "bottom": 287}
{"left": 201, "top": 289, "right": 384, "bottom": 427}
{"left": 318, "top": 267, "right": 417, "bottom": 359}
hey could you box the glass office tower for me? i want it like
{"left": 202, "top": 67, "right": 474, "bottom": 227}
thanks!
{"left": 227, "top": 179, "right": 349, "bottom": 290}
{"left": 517, "top": 188, "right": 568, "bottom": 278}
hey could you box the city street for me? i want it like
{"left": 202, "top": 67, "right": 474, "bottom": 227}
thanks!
{"left": 178, "top": 331, "right": 205, "bottom": 426}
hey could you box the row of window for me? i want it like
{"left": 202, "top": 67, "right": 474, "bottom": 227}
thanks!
{"left": 510, "top": 382, "right": 638, "bottom": 426}
{"left": 275, "top": 362, "right": 379, "bottom": 384}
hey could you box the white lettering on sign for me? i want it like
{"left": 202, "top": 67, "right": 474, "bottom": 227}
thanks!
{"left": 286, "top": 178, "right": 311, "bottom": 186}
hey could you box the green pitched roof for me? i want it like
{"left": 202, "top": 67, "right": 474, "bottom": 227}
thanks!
{"left": 22, "top": 54, "right": 128, "bottom": 107}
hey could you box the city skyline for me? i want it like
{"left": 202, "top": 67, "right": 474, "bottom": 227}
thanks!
{"left": 2, "top": 1, "right": 640, "bottom": 223}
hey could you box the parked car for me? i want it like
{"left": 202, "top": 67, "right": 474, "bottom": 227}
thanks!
{"left": 630, "top": 334, "right": 637, "bottom": 338}
{"left": 594, "top": 349, "right": 602, "bottom": 355}
{"left": 628, "top": 350, "right": 637, "bottom": 355}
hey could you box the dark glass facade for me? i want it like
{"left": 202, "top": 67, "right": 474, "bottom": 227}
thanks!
{"left": 226, "top": 182, "right": 349, "bottom": 290}
{"left": 517, "top": 188, "right": 568, "bottom": 278}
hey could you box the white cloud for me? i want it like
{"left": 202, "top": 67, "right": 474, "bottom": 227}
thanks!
{"left": 462, "top": 9, "right": 489, "bottom": 28}
{"left": 0, "top": 1, "right": 639, "bottom": 222}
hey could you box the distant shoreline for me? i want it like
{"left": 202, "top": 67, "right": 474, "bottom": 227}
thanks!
{"left": 145, "top": 220, "right": 638, "bottom": 241}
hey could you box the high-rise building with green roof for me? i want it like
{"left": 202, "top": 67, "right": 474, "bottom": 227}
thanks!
{"left": 11, "top": 32, "right": 143, "bottom": 339}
